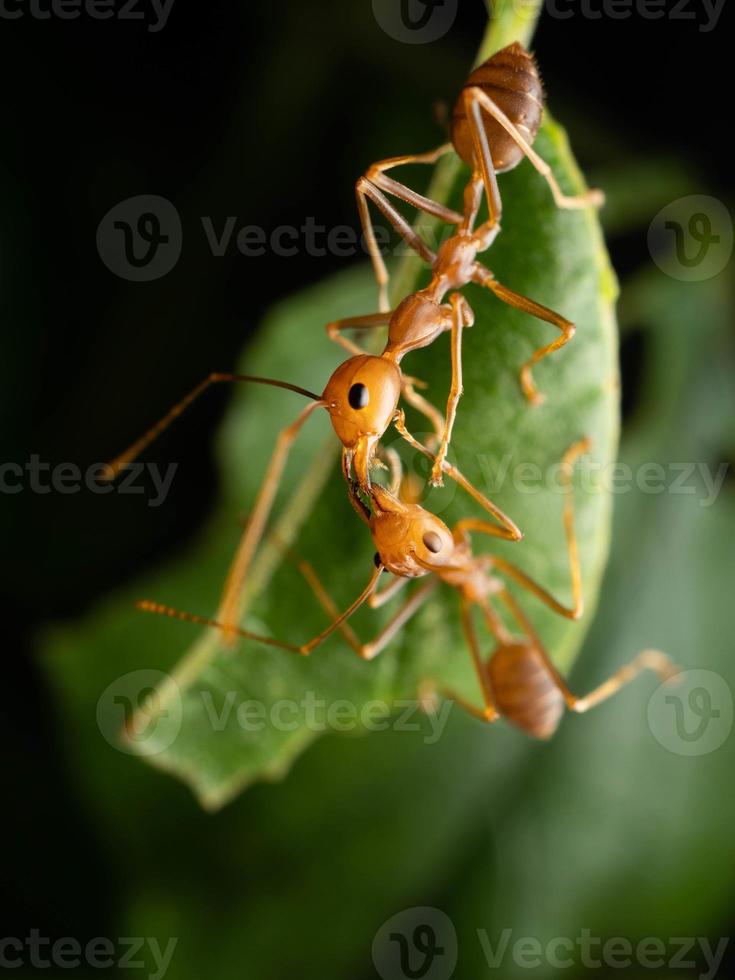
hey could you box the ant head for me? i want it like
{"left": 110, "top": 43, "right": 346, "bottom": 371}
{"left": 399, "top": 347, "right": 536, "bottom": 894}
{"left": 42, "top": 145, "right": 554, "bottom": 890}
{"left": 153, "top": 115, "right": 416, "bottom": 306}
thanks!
{"left": 385, "top": 293, "right": 451, "bottom": 359}
{"left": 369, "top": 484, "right": 455, "bottom": 578}
{"left": 322, "top": 355, "right": 402, "bottom": 485}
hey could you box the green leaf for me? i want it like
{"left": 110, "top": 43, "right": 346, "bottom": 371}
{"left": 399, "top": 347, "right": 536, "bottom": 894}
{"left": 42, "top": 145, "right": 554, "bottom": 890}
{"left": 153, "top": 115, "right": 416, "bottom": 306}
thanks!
{"left": 42, "top": 113, "right": 618, "bottom": 810}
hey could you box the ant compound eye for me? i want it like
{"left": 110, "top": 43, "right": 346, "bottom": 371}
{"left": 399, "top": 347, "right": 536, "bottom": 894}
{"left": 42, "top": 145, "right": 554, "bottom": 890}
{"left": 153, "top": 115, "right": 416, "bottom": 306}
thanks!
{"left": 422, "top": 531, "right": 443, "bottom": 554}
{"left": 373, "top": 552, "right": 382, "bottom": 568}
{"left": 348, "top": 382, "right": 370, "bottom": 410}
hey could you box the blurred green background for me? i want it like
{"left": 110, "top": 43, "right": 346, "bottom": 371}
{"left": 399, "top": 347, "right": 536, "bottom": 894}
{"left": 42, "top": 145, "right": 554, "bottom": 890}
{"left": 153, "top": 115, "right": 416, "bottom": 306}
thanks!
{"left": 2, "top": 0, "right": 734, "bottom": 977}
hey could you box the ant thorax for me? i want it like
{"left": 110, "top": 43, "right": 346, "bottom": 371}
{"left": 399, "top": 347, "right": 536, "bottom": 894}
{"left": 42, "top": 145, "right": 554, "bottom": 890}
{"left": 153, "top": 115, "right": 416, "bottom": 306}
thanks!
{"left": 433, "top": 544, "right": 490, "bottom": 604}
{"left": 384, "top": 291, "right": 452, "bottom": 359}
{"left": 431, "top": 233, "right": 482, "bottom": 293}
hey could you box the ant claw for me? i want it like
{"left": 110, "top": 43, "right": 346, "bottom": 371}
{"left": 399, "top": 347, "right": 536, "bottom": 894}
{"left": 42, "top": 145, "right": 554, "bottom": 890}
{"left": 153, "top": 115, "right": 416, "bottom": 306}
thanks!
{"left": 588, "top": 188, "right": 606, "bottom": 208}
{"left": 418, "top": 680, "right": 440, "bottom": 714}
{"left": 527, "top": 390, "right": 547, "bottom": 408}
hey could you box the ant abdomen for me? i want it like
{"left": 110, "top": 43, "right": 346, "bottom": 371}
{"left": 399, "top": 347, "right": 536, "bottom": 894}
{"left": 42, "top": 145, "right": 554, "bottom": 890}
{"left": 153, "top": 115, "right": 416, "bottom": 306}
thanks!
{"left": 451, "top": 42, "right": 544, "bottom": 174}
{"left": 488, "top": 641, "right": 565, "bottom": 739}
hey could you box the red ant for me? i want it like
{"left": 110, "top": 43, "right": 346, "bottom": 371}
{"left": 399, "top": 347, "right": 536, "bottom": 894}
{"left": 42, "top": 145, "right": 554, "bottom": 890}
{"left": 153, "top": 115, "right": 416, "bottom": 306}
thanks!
{"left": 104, "top": 372, "right": 520, "bottom": 642}
{"left": 328, "top": 42, "right": 603, "bottom": 483}
{"left": 138, "top": 439, "right": 677, "bottom": 739}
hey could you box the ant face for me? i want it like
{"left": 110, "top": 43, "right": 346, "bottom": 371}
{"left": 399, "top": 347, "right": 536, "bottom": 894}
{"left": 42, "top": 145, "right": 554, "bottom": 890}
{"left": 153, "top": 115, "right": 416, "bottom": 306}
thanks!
{"left": 322, "top": 355, "right": 402, "bottom": 485}
{"left": 369, "top": 485, "right": 455, "bottom": 578}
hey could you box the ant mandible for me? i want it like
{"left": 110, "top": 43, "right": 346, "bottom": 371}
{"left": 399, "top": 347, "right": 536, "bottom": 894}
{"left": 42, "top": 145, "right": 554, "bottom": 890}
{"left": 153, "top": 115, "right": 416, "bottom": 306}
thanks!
{"left": 138, "top": 440, "right": 678, "bottom": 739}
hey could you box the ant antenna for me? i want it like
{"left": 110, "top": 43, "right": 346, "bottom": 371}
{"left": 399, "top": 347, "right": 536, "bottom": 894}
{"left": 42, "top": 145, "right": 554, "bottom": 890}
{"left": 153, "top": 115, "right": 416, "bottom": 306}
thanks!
{"left": 103, "top": 372, "right": 323, "bottom": 480}
{"left": 136, "top": 599, "right": 302, "bottom": 652}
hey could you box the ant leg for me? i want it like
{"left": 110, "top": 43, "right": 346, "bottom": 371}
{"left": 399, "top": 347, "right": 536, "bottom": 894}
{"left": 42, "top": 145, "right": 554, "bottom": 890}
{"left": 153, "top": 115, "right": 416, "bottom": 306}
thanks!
{"left": 461, "top": 599, "right": 501, "bottom": 721}
{"left": 255, "top": 547, "right": 434, "bottom": 660}
{"left": 360, "top": 578, "right": 438, "bottom": 661}
{"left": 376, "top": 445, "right": 404, "bottom": 496}
{"left": 216, "top": 400, "right": 325, "bottom": 642}
{"left": 401, "top": 380, "right": 446, "bottom": 453}
{"left": 364, "top": 144, "right": 459, "bottom": 223}
{"left": 460, "top": 172, "right": 488, "bottom": 236}
{"left": 139, "top": 564, "right": 384, "bottom": 657}
{"left": 102, "top": 373, "right": 322, "bottom": 479}
{"left": 424, "top": 599, "right": 500, "bottom": 724}
{"left": 358, "top": 144, "right": 459, "bottom": 311}
{"left": 368, "top": 574, "right": 409, "bottom": 609}
{"left": 495, "top": 583, "right": 577, "bottom": 702}
{"left": 495, "top": 589, "right": 678, "bottom": 713}
{"left": 326, "top": 311, "right": 392, "bottom": 357}
{"left": 242, "top": 518, "right": 367, "bottom": 655}
{"left": 568, "top": 650, "right": 679, "bottom": 713}
{"left": 464, "top": 87, "right": 605, "bottom": 212}
{"left": 356, "top": 177, "right": 437, "bottom": 312}
{"left": 475, "top": 270, "right": 575, "bottom": 405}
{"left": 296, "top": 559, "right": 429, "bottom": 658}
{"left": 380, "top": 396, "right": 440, "bottom": 504}
{"left": 393, "top": 410, "right": 522, "bottom": 541}
{"left": 490, "top": 437, "right": 591, "bottom": 619}
{"left": 431, "top": 293, "right": 474, "bottom": 486}
{"left": 287, "top": 557, "right": 369, "bottom": 657}
{"left": 463, "top": 89, "right": 503, "bottom": 233}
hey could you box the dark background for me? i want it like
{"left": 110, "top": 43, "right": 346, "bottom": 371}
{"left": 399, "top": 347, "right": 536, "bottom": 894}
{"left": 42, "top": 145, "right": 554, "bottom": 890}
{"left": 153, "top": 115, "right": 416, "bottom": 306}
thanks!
{"left": 2, "top": 0, "right": 732, "bottom": 967}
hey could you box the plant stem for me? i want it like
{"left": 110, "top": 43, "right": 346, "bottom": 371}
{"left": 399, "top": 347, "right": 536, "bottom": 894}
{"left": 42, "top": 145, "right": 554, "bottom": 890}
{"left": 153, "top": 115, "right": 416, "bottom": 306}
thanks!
{"left": 477, "top": 0, "right": 545, "bottom": 63}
